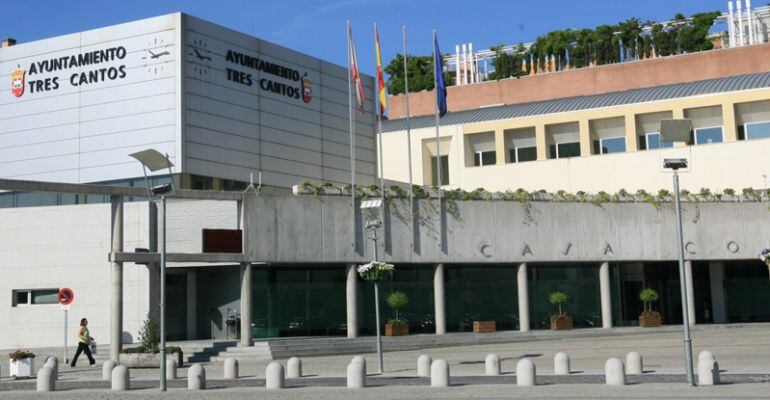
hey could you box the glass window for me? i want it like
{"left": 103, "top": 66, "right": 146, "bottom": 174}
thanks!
{"left": 473, "top": 151, "right": 496, "bottom": 166}
{"left": 515, "top": 146, "right": 537, "bottom": 163}
{"left": 745, "top": 121, "right": 770, "bottom": 140}
{"left": 599, "top": 136, "right": 626, "bottom": 154}
{"left": 14, "top": 290, "right": 29, "bottom": 306}
{"left": 645, "top": 132, "right": 674, "bottom": 150}
{"left": 555, "top": 142, "right": 580, "bottom": 158}
{"left": 191, "top": 175, "right": 214, "bottom": 190}
{"left": 32, "top": 289, "right": 59, "bottom": 304}
{"left": 430, "top": 155, "right": 449, "bottom": 186}
{"left": 694, "top": 126, "right": 723, "bottom": 145}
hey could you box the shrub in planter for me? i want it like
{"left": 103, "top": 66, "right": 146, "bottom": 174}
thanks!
{"left": 119, "top": 315, "right": 183, "bottom": 367}
{"left": 548, "top": 291, "right": 573, "bottom": 330}
{"left": 639, "top": 288, "right": 662, "bottom": 327}
{"left": 385, "top": 291, "right": 409, "bottom": 336}
{"left": 9, "top": 350, "right": 35, "bottom": 378}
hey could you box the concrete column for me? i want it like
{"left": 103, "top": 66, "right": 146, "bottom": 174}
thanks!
{"left": 624, "top": 113, "right": 638, "bottom": 152}
{"left": 346, "top": 264, "right": 358, "bottom": 338}
{"left": 434, "top": 264, "right": 446, "bottom": 335}
{"left": 186, "top": 271, "right": 197, "bottom": 340}
{"left": 599, "top": 262, "right": 612, "bottom": 329}
{"left": 578, "top": 119, "right": 591, "bottom": 156}
{"left": 494, "top": 129, "right": 506, "bottom": 164}
{"left": 535, "top": 125, "right": 547, "bottom": 160}
{"left": 685, "top": 260, "right": 695, "bottom": 326}
{"left": 709, "top": 262, "right": 727, "bottom": 324}
{"left": 110, "top": 195, "right": 123, "bottom": 363}
{"left": 721, "top": 103, "right": 738, "bottom": 142}
{"left": 517, "top": 263, "right": 530, "bottom": 332}
{"left": 239, "top": 263, "right": 253, "bottom": 346}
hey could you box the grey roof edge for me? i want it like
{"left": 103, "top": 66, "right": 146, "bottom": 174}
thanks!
{"left": 381, "top": 72, "right": 770, "bottom": 133}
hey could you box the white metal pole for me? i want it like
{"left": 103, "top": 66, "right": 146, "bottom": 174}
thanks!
{"left": 469, "top": 43, "right": 475, "bottom": 83}
{"left": 347, "top": 20, "right": 356, "bottom": 211}
{"left": 735, "top": 0, "right": 744, "bottom": 46}
{"left": 461, "top": 43, "right": 468, "bottom": 85}
{"left": 64, "top": 309, "right": 68, "bottom": 364}
{"left": 159, "top": 195, "right": 167, "bottom": 391}
{"left": 372, "top": 228, "right": 383, "bottom": 373}
{"left": 433, "top": 29, "right": 443, "bottom": 198}
{"left": 374, "top": 23, "right": 385, "bottom": 205}
{"left": 728, "top": 1, "right": 736, "bottom": 47}
{"left": 403, "top": 27, "right": 414, "bottom": 202}
{"left": 455, "top": 45, "right": 461, "bottom": 86}
{"left": 748, "top": 0, "right": 755, "bottom": 45}
{"left": 673, "top": 170, "right": 695, "bottom": 386}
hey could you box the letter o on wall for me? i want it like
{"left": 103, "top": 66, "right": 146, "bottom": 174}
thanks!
{"left": 726, "top": 241, "right": 739, "bottom": 254}
{"left": 480, "top": 245, "right": 492, "bottom": 258}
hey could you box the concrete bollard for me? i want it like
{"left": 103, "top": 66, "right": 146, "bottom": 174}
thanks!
{"left": 516, "top": 358, "right": 536, "bottom": 387}
{"left": 44, "top": 356, "right": 59, "bottom": 380}
{"left": 166, "top": 359, "right": 178, "bottom": 380}
{"left": 554, "top": 352, "right": 570, "bottom": 375}
{"left": 266, "top": 361, "right": 285, "bottom": 389}
{"left": 102, "top": 360, "right": 117, "bottom": 381}
{"left": 347, "top": 361, "right": 366, "bottom": 388}
{"left": 224, "top": 358, "right": 239, "bottom": 380}
{"left": 698, "top": 358, "right": 720, "bottom": 386}
{"left": 430, "top": 359, "right": 450, "bottom": 387}
{"left": 36, "top": 366, "right": 55, "bottom": 392}
{"left": 625, "top": 352, "right": 643, "bottom": 375}
{"left": 698, "top": 350, "right": 716, "bottom": 365}
{"left": 287, "top": 357, "right": 302, "bottom": 378}
{"left": 485, "top": 353, "right": 501, "bottom": 376}
{"left": 417, "top": 354, "right": 432, "bottom": 378}
{"left": 605, "top": 358, "right": 626, "bottom": 386}
{"left": 351, "top": 355, "right": 367, "bottom": 376}
{"left": 188, "top": 363, "right": 206, "bottom": 390}
{"left": 111, "top": 365, "right": 130, "bottom": 391}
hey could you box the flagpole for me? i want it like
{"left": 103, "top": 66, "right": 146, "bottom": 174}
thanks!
{"left": 432, "top": 28, "right": 442, "bottom": 203}
{"left": 374, "top": 23, "right": 385, "bottom": 203}
{"left": 347, "top": 20, "right": 356, "bottom": 211}
{"left": 403, "top": 26, "right": 413, "bottom": 205}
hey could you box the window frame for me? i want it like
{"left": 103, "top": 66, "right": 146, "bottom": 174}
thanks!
{"left": 554, "top": 141, "right": 581, "bottom": 159}
{"left": 473, "top": 150, "right": 497, "bottom": 167}
{"left": 693, "top": 125, "right": 724, "bottom": 145}
{"left": 744, "top": 120, "right": 770, "bottom": 141}
{"left": 514, "top": 146, "right": 537, "bottom": 163}
{"left": 598, "top": 135, "right": 626, "bottom": 154}
{"left": 644, "top": 132, "right": 674, "bottom": 150}
{"left": 12, "top": 288, "right": 60, "bottom": 307}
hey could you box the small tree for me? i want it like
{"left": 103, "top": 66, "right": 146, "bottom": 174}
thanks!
{"left": 386, "top": 291, "right": 409, "bottom": 325}
{"left": 549, "top": 291, "right": 570, "bottom": 317}
{"left": 639, "top": 288, "right": 660, "bottom": 316}
{"left": 138, "top": 314, "right": 160, "bottom": 353}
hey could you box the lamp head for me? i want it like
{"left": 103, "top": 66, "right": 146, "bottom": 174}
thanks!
{"left": 663, "top": 158, "right": 688, "bottom": 171}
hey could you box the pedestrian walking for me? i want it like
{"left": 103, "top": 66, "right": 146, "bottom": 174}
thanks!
{"left": 70, "top": 318, "right": 95, "bottom": 367}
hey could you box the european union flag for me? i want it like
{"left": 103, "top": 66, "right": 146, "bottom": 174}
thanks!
{"left": 433, "top": 32, "right": 447, "bottom": 117}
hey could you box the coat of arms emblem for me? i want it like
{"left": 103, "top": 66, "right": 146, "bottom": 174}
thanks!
{"left": 301, "top": 73, "right": 312, "bottom": 104}
{"left": 11, "top": 68, "right": 25, "bottom": 97}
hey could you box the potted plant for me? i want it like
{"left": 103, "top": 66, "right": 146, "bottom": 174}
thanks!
{"left": 549, "top": 291, "right": 573, "bottom": 330}
{"left": 9, "top": 350, "right": 35, "bottom": 378}
{"left": 385, "top": 291, "right": 410, "bottom": 336}
{"left": 639, "top": 288, "right": 662, "bottom": 327}
{"left": 119, "top": 315, "right": 183, "bottom": 368}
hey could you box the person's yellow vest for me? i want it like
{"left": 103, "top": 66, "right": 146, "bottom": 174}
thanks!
{"left": 78, "top": 326, "right": 89, "bottom": 344}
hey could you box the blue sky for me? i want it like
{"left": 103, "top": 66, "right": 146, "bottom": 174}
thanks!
{"left": 2, "top": 0, "right": 728, "bottom": 76}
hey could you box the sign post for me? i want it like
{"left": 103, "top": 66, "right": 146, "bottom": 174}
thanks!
{"left": 58, "top": 288, "right": 75, "bottom": 364}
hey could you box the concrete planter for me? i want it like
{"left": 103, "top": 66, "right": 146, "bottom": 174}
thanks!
{"left": 119, "top": 351, "right": 183, "bottom": 368}
{"left": 550, "top": 317, "right": 573, "bottom": 331}
{"left": 10, "top": 357, "right": 35, "bottom": 378}
{"left": 385, "top": 323, "right": 409, "bottom": 336}
{"left": 639, "top": 314, "right": 662, "bottom": 327}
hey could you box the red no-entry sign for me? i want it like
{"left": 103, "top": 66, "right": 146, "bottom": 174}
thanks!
{"left": 58, "top": 288, "right": 74, "bottom": 306}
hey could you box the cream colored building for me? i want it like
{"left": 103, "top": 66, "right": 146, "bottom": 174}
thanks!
{"left": 380, "top": 72, "right": 770, "bottom": 193}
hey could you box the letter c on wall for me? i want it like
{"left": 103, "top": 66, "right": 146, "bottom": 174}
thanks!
{"left": 685, "top": 241, "right": 696, "bottom": 255}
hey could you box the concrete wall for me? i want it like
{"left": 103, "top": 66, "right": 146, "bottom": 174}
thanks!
{"left": 381, "top": 87, "right": 770, "bottom": 192}
{"left": 244, "top": 194, "right": 770, "bottom": 264}
{"left": 0, "top": 203, "right": 150, "bottom": 349}
{"left": 388, "top": 43, "right": 770, "bottom": 118}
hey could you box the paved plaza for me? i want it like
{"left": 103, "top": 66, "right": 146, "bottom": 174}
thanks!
{"left": 2, "top": 324, "right": 770, "bottom": 398}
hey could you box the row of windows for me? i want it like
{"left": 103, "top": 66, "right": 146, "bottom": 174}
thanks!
{"left": 12, "top": 289, "right": 59, "bottom": 306}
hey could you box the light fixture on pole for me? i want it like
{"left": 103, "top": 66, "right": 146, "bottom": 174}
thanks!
{"left": 128, "top": 149, "right": 174, "bottom": 392}
{"left": 360, "top": 198, "right": 384, "bottom": 374}
{"left": 660, "top": 118, "right": 695, "bottom": 386}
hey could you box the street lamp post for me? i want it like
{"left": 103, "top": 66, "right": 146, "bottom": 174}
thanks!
{"left": 129, "top": 149, "right": 175, "bottom": 392}
{"left": 361, "top": 198, "right": 384, "bottom": 374}
{"left": 659, "top": 118, "right": 696, "bottom": 386}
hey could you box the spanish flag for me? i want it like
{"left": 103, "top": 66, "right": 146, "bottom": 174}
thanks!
{"left": 374, "top": 23, "right": 389, "bottom": 119}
